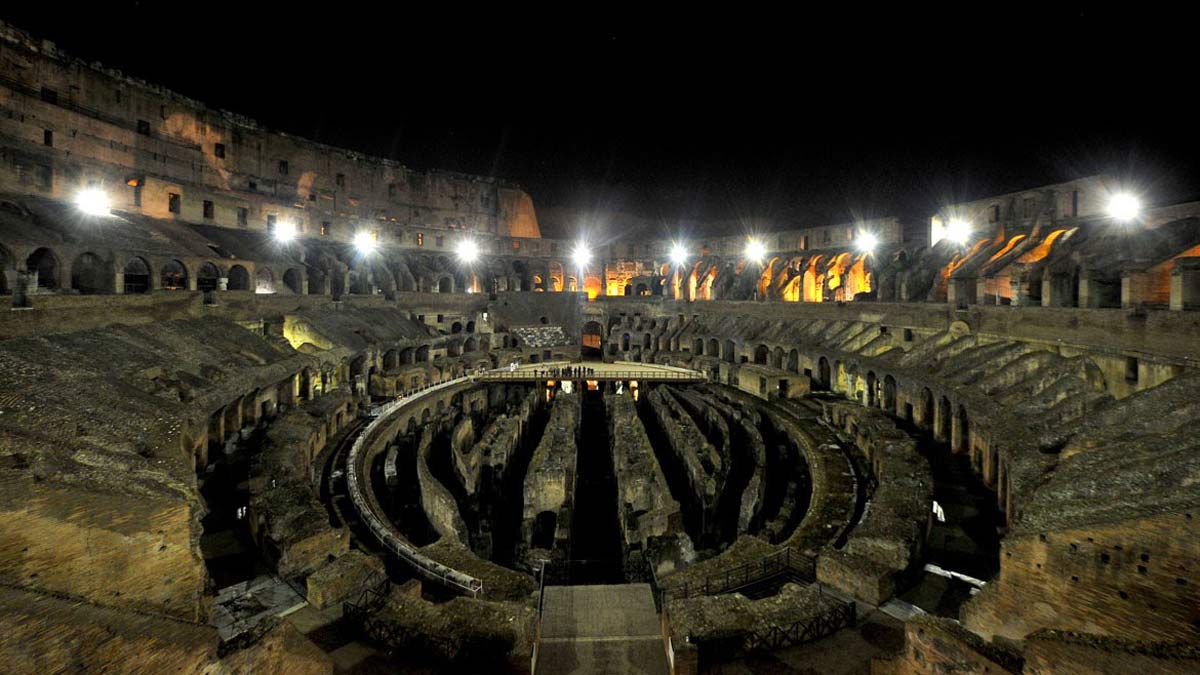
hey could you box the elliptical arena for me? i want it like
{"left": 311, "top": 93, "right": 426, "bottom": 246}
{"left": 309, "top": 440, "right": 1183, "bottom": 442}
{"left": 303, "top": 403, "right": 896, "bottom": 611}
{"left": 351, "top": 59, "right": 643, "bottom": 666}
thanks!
{"left": 0, "top": 21, "right": 1198, "bottom": 675}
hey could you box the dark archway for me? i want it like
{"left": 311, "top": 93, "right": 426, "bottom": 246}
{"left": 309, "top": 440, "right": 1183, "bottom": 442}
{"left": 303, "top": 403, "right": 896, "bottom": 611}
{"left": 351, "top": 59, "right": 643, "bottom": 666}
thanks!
{"left": 787, "top": 349, "right": 800, "bottom": 373}
{"left": 283, "top": 268, "right": 302, "bottom": 294}
{"left": 955, "top": 404, "right": 970, "bottom": 453}
{"left": 621, "top": 333, "right": 631, "bottom": 351}
{"left": 817, "top": 356, "right": 831, "bottom": 390}
{"left": 451, "top": 321, "right": 463, "bottom": 334}
{"left": 228, "top": 265, "right": 250, "bottom": 291}
{"left": 160, "top": 260, "right": 188, "bottom": 290}
{"left": 754, "top": 344, "right": 768, "bottom": 365}
{"left": 26, "top": 247, "right": 60, "bottom": 289}
{"left": 724, "top": 339, "right": 735, "bottom": 363}
{"left": 122, "top": 257, "right": 151, "bottom": 294}
{"left": 938, "top": 396, "right": 951, "bottom": 442}
{"left": 883, "top": 374, "right": 897, "bottom": 413}
{"left": 866, "top": 371, "right": 877, "bottom": 407}
{"left": 919, "top": 387, "right": 934, "bottom": 430}
{"left": 438, "top": 276, "right": 453, "bottom": 293}
{"left": 582, "top": 320, "right": 603, "bottom": 358}
{"left": 71, "top": 252, "right": 108, "bottom": 294}
{"left": 197, "top": 262, "right": 220, "bottom": 292}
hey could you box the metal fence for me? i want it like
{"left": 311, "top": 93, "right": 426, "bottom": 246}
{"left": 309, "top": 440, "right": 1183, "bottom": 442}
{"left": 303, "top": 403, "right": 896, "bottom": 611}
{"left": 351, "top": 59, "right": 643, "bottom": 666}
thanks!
{"left": 479, "top": 369, "right": 705, "bottom": 382}
{"left": 660, "top": 547, "right": 816, "bottom": 603}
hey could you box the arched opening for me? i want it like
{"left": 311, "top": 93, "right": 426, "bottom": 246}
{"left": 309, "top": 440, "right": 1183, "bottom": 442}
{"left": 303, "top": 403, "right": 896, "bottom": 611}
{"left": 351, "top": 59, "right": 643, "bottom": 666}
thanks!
{"left": 463, "top": 337, "right": 477, "bottom": 352}
{"left": 724, "top": 339, "right": 735, "bottom": 363}
{"left": 451, "top": 321, "right": 463, "bottom": 334}
{"left": 122, "top": 257, "right": 151, "bottom": 294}
{"left": 283, "top": 268, "right": 302, "bottom": 294}
{"left": 623, "top": 284, "right": 633, "bottom": 296}
{"left": 883, "top": 374, "right": 897, "bottom": 413}
{"left": 26, "top": 248, "right": 60, "bottom": 289}
{"left": 438, "top": 276, "right": 453, "bottom": 293}
{"left": 70, "top": 252, "right": 108, "bottom": 294}
{"left": 919, "top": 387, "right": 934, "bottom": 430}
{"left": 708, "top": 338, "right": 720, "bottom": 358}
{"left": 787, "top": 349, "right": 800, "bottom": 373}
{"left": 692, "top": 338, "right": 704, "bottom": 354}
{"left": 383, "top": 350, "right": 400, "bottom": 370}
{"left": 0, "top": 245, "right": 12, "bottom": 295}
{"left": 532, "top": 511, "right": 557, "bottom": 550}
{"left": 582, "top": 320, "right": 603, "bottom": 358}
{"left": 227, "top": 265, "right": 250, "bottom": 291}
{"left": 307, "top": 265, "right": 327, "bottom": 295}
{"left": 938, "top": 396, "right": 951, "bottom": 442}
{"left": 635, "top": 283, "right": 648, "bottom": 296}
{"left": 255, "top": 267, "right": 275, "bottom": 294}
{"left": 643, "top": 333, "right": 652, "bottom": 350}
{"left": 415, "top": 345, "right": 430, "bottom": 362}
{"left": 866, "top": 371, "right": 877, "bottom": 407}
{"left": 771, "top": 347, "right": 784, "bottom": 369}
{"left": 621, "top": 333, "right": 631, "bottom": 351}
{"left": 817, "top": 356, "right": 831, "bottom": 390}
{"left": 399, "top": 347, "right": 415, "bottom": 365}
{"left": 466, "top": 320, "right": 476, "bottom": 333}
{"left": 754, "top": 344, "right": 769, "bottom": 365}
{"left": 196, "top": 262, "right": 220, "bottom": 292}
{"left": 955, "top": 404, "right": 970, "bottom": 454}
{"left": 160, "top": 260, "right": 188, "bottom": 290}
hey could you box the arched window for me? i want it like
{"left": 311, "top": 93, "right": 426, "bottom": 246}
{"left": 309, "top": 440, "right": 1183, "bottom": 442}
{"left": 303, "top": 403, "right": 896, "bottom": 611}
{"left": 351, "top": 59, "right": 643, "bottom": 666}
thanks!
{"left": 160, "top": 260, "right": 188, "bottom": 290}
{"left": 123, "top": 257, "right": 151, "bottom": 294}
{"left": 197, "top": 262, "right": 220, "bottom": 292}
{"left": 26, "top": 248, "right": 60, "bottom": 289}
{"left": 255, "top": 267, "right": 275, "bottom": 294}
{"left": 228, "top": 265, "right": 251, "bottom": 291}
{"left": 283, "top": 268, "right": 302, "bottom": 294}
{"left": 71, "top": 252, "right": 108, "bottom": 294}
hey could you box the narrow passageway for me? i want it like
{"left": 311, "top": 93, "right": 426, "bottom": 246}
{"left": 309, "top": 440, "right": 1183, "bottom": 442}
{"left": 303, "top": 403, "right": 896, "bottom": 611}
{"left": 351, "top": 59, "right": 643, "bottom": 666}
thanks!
{"left": 568, "top": 388, "right": 624, "bottom": 583}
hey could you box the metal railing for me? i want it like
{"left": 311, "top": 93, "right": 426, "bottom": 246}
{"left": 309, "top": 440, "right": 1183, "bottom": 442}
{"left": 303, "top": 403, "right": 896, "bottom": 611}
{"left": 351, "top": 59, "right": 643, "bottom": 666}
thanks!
{"left": 346, "top": 374, "right": 485, "bottom": 597}
{"left": 479, "top": 369, "right": 705, "bottom": 382}
{"left": 660, "top": 547, "right": 815, "bottom": 602}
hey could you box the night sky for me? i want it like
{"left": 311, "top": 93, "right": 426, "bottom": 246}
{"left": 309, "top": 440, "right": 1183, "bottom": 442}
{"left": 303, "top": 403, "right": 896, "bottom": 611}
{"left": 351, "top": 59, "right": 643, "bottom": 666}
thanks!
{"left": 4, "top": 5, "right": 1196, "bottom": 239}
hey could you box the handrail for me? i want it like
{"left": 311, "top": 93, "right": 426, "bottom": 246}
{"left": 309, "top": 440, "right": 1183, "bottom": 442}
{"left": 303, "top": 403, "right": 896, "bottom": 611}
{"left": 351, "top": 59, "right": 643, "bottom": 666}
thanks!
{"left": 478, "top": 369, "right": 705, "bottom": 381}
{"left": 662, "top": 547, "right": 815, "bottom": 602}
{"left": 346, "top": 374, "right": 485, "bottom": 596}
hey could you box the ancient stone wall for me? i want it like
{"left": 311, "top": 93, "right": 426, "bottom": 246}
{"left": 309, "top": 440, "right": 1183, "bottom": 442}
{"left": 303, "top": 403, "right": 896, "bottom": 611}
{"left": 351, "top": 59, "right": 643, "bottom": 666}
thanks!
{"left": 605, "top": 392, "right": 684, "bottom": 555}
{"left": 520, "top": 391, "right": 579, "bottom": 559}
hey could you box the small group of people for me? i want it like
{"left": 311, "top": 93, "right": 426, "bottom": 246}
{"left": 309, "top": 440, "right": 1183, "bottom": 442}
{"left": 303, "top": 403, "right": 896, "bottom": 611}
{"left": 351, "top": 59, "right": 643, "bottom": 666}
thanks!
{"left": 538, "top": 365, "right": 596, "bottom": 379}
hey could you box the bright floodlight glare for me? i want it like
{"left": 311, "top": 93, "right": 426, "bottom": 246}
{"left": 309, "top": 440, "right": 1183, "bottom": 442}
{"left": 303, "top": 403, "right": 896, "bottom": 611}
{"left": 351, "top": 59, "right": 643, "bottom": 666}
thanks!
{"left": 572, "top": 242, "right": 591, "bottom": 268}
{"left": 947, "top": 219, "right": 971, "bottom": 245}
{"left": 456, "top": 239, "right": 479, "bottom": 263}
{"left": 745, "top": 239, "right": 766, "bottom": 263}
{"left": 273, "top": 221, "right": 297, "bottom": 244}
{"left": 1108, "top": 193, "right": 1141, "bottom": 222}
{"left": 856, "top": 232, "right": 879, "bottom": 254}
{"left": 75, "top": 188, "right": 111, "bottom": 217}
{"left": 354, "top": 231, "right": 377, "bottom": 254}
{"left": 670, "top": 243, "right": 688, "bottom": 265}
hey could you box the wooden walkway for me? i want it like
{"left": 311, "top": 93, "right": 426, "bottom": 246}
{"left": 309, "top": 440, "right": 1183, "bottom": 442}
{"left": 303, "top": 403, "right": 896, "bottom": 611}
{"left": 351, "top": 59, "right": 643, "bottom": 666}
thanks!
{"left": 536, "top": 584, "right": 668, "bottom": 675}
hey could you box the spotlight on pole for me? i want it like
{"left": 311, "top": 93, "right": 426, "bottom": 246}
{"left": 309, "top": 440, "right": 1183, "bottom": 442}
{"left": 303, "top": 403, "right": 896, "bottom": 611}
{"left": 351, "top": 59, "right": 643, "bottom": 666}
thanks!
{"left": 456, "top": 238, "right": 480, "bottom": 264}
{"left": 75, "top": 188, "right": 111, "bottom": 217}
{"left": 354, "top": 231, "right": 377, "bottom": 254}
{"left": 273, "top": 221, "right": 297, "bottom": 244}
{"left": 856, "top": 231, "right": 879, "bottom": 254}
{"left": 572, "top": 242, "right": 591, "bottom": 268}
{"left": 670, "top": 243, "right": 688, "bottom": 266}
{"left": 1107, "top": 193, "right": 1141, "bottom": 223}
{"left": 947, "top": 219, "right": 972, "bottom": 246}
{"left": 745, "top": 239, "right": 766, "bottom": 264}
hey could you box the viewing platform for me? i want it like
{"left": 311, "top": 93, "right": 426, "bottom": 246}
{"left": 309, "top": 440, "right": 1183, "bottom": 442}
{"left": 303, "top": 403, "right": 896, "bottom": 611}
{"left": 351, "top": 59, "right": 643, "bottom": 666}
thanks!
{"left": 477, "top": 361, "right": 707, "bottom": 384}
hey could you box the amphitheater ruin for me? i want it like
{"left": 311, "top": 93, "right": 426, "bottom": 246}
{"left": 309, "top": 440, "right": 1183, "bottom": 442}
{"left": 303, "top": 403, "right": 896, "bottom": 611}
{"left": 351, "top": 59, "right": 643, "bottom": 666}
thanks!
{"left": 0, "top": 19, "right": 1198, "bottom": 675}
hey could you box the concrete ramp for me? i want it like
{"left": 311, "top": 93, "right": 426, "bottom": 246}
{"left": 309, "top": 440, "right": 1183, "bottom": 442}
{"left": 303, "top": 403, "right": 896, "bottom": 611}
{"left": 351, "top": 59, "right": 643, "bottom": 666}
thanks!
{"left": 536, "top": 583, "right": 668, "bottom": 675}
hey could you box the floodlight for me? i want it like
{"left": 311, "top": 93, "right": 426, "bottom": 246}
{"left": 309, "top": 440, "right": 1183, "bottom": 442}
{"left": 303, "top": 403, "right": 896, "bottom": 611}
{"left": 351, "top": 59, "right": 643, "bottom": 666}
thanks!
{"left": 75, "top": 188, "right": 111, "bottom": 217}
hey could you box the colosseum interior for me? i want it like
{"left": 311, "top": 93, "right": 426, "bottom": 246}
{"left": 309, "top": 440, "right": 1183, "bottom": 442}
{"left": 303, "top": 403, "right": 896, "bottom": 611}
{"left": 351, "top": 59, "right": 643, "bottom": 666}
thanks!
{"left": 1, "top": 17, "right": 1198, "bottom": 675}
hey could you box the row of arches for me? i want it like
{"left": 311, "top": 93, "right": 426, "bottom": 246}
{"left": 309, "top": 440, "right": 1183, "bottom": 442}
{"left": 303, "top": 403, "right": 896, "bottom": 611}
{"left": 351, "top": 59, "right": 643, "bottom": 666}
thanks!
{"left": 8, "top": 246, "right": 302, "bottom": 295}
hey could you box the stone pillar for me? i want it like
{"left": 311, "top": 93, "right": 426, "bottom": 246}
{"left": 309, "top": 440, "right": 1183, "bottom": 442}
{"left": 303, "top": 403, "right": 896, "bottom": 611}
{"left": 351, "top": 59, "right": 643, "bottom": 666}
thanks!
{"left": 1121, "top": 270, "right": 1150, "bottom": 308}
{"left": 1077, "top": 270, "right": 1095, "bottom": 308}
{"left": 1040, "top": 275, "right": 1054, "bottom": 307}
{"left": 114, "top": 271, "right": 125, "bottom": 294}
{"left": 218, "top": 277, "right": 229, "bottom": 291}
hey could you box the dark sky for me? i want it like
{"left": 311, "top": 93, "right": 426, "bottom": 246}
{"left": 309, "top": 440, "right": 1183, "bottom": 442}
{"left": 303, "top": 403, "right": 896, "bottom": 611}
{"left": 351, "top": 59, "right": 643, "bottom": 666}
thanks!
{"left": 5, "top": 4, "right": 1197, "bottom": 238}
